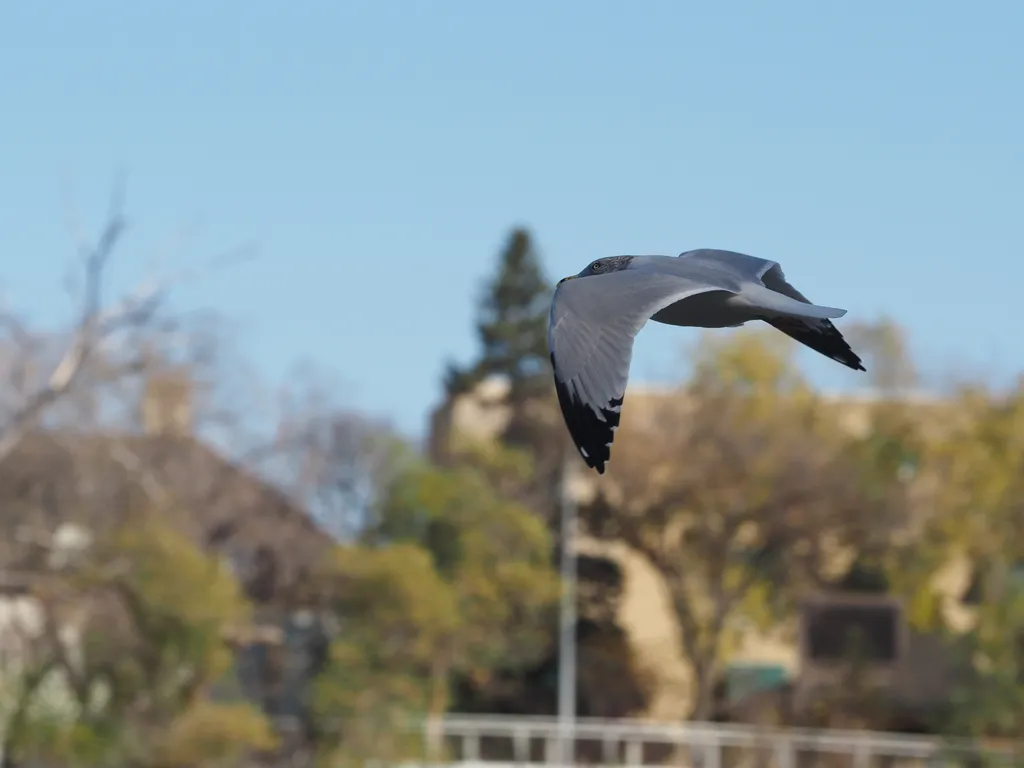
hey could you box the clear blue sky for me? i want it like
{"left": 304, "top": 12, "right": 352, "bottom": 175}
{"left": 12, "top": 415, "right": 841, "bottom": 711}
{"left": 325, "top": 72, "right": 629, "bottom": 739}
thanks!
{"left": 1, "top": 2, "right": 1022, "bottom": 438}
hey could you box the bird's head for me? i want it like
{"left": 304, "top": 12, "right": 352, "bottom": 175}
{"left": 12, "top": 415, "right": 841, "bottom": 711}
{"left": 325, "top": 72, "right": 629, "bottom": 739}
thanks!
{"left": 559, "top": 256, "right": 635, "bottom": 285}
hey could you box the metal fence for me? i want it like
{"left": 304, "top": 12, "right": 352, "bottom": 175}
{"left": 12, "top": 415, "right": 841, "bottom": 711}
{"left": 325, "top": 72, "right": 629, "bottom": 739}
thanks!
{"left": 412, "top": 715, "right": 1020, "bottom": 768}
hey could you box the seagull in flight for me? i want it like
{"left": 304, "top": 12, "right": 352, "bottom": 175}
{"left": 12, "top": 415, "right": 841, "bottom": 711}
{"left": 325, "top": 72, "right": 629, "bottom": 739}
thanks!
{"left": 548, "top": 249, "right": 865, "bottom": 474}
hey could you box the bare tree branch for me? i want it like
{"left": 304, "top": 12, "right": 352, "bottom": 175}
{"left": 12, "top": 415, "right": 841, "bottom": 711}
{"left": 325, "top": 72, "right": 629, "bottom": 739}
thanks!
{"left": 0, "top": 181, "right": 257, "bottom": 469}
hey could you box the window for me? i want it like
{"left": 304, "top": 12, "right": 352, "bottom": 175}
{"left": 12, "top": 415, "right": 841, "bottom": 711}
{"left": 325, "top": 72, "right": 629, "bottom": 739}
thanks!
{"left": 805, "top": 602, "right": 900, "bottom": 663}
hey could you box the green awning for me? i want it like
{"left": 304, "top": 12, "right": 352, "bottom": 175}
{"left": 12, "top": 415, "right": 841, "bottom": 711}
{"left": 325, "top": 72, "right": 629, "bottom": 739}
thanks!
{"left": 724, "top": 663, "right": 790, "bottom": 703}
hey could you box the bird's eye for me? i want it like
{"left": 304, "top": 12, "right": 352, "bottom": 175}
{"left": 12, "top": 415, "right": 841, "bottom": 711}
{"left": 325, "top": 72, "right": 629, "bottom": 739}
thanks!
{"left": 592, "top": 260, "right": 605, "bottom": 271}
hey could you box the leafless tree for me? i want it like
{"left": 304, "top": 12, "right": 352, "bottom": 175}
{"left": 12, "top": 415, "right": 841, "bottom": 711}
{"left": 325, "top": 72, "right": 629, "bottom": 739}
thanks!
{"left": 0, "top": 180, "right": 424, "bottom": 766}
{"left": 0, "top": 178, "right": 255, "bottom": 463}
{"left": 265, "top": 364, "right": 402, "bottom": 542}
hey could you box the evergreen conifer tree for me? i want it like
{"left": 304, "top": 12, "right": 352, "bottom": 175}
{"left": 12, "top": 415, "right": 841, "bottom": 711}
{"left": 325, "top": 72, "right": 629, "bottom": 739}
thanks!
{"left": 437, "top": 227, "right": 651, "bottom": 719}
{"left": 444, "top": 227, "right": 552, "bottom": 408}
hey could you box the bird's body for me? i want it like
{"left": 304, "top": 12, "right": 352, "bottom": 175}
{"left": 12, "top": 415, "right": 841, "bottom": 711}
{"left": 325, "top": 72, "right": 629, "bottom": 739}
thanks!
{"left": 548, "top": 249, "right": 865, "bottom": 474}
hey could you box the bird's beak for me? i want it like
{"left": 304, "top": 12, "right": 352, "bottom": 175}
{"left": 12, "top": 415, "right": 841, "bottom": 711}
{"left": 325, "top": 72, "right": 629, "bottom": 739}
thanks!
{"left": 557, "top": 276, "right": 576, "bottom": 286}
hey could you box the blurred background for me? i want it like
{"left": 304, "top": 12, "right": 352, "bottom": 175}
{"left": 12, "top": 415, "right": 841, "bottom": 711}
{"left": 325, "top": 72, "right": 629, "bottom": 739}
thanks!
{"left": 1, "top": 2, "right": 1023, "bottom": 766}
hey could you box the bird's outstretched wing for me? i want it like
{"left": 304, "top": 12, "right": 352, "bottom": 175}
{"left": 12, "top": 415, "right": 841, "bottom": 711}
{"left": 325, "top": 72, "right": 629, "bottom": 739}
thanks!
{"left": 548, "top": 268, "right": 737, "bottom": 473}
{"left": 678, "top": 248, "right": 780, "bottom": 281}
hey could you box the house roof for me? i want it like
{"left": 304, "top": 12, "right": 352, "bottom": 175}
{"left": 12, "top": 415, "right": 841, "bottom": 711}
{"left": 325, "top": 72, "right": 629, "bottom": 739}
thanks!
{"left": 0, "top": 430, "right": 336, "bottom": 606}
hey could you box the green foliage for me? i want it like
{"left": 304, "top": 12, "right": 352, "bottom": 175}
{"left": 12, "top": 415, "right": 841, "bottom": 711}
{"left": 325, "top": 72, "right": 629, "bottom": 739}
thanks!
{"left": 689, "top": 327, "right": 802, "bottom": 398}
{"left": 585, "top": 328, "right": 900, "bottom": 719}
{"left": 442, "top": 227, "right": 565, "bottom": 482}
{"left": 811, "top": 336, "right": 1024, "bottom": 736}
{"left": 312, "top": 544, "right": 452, "bottom": 766}
{"left": 945, "top": 582, "right": 1024, "bottom": 739}
{"left": 312, "top": 447, "right": 559, "bottom": 763}
{"left": 326, "top": 543, "right": 460, "bottom": 667}
{"left": 375, "top": 455, "right": 559, "bottom": 674}
{"left": 150, "top": 701, "right": 278, "bottom": 768}
{"left": 437, "top": 226, "right": 654, "bottom": 719}
{"left": 922, "top": 385, "right": 1024, "bottom": 738}
{"left": 446, "top": 227, "right": 553, "bottom": 400}
{"left": 1, "top": 515, "right": 276, "bottom": 767}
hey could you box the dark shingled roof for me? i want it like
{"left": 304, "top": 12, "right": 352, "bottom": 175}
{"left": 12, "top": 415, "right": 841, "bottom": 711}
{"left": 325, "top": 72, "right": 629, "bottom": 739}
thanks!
{"left": 0, "top": 430, "right": 335, "bottom": 606}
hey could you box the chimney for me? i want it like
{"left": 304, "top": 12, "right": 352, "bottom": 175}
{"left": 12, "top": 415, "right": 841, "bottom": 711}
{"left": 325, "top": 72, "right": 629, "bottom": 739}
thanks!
{"left": 141, "top": 370, "right": 193, "bottom": 436}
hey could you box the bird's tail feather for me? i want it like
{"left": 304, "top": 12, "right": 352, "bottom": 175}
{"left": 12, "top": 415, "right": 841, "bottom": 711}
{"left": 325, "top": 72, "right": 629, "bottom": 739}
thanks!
{"left": 737, "top": 283, "right": 847, "bottom": 320}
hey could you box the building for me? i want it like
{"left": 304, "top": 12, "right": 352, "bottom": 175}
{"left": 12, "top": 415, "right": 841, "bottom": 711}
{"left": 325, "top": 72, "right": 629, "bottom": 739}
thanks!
{"left": 433, "top": 376, "right": 976, "bottom": 725}
{"left": 0, "top": 370, "right": 338, "bottom": 734}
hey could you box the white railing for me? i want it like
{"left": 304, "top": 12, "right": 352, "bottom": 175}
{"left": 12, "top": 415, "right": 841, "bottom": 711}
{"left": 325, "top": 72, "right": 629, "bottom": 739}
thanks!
{"left": 414, "top": 715, "right": 1018, "bottom": 767}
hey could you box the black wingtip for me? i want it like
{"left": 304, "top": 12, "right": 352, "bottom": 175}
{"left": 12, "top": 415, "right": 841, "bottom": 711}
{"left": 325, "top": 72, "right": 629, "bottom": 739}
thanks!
{"left": 835, "top": 353, "right": 866, "bottom": 372}
{"left": 551, "top": 364, "right": 623, "bottom": 474}
{"left": 768, "top": 318, "right": 867, "bottom": 374}
{"left": 837, "top": 348, "right": 867, "bottom": 372}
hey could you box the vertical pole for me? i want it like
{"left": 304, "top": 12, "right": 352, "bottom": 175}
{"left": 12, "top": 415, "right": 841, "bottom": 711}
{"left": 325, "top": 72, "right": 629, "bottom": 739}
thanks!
{"left": 557, "top": 451, "right": 577, "bottom": 766}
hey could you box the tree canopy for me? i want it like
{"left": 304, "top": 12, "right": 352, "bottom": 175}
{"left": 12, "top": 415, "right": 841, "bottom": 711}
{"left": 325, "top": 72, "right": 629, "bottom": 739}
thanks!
{"left": 581, "top": 328, "right": 907, "bottom": 719}
{"left": 445, "top": 227, "right": 552, "bottom": 404}
{"left": 9, "top": 191, "right": 1024, "bottom": 759}
{"left": 310, "top": 446, "right": 559, "bottom": 763}
{"left": 0, "top": 515, "right": 277, "bottom": 768}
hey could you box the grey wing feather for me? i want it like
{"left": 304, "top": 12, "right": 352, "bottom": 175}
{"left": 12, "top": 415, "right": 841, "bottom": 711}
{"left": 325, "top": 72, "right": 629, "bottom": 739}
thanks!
{"left": 548, "top": 267, "right": 738, "bottom": 473}
{"left": 760, "top": 261, "right": 811, "bottom": 303}
{"left": 677, "top": 248, "right": 779, "bottom": 282}
{"left": 681, "top": 249, "right": 813, "bottom": 304}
